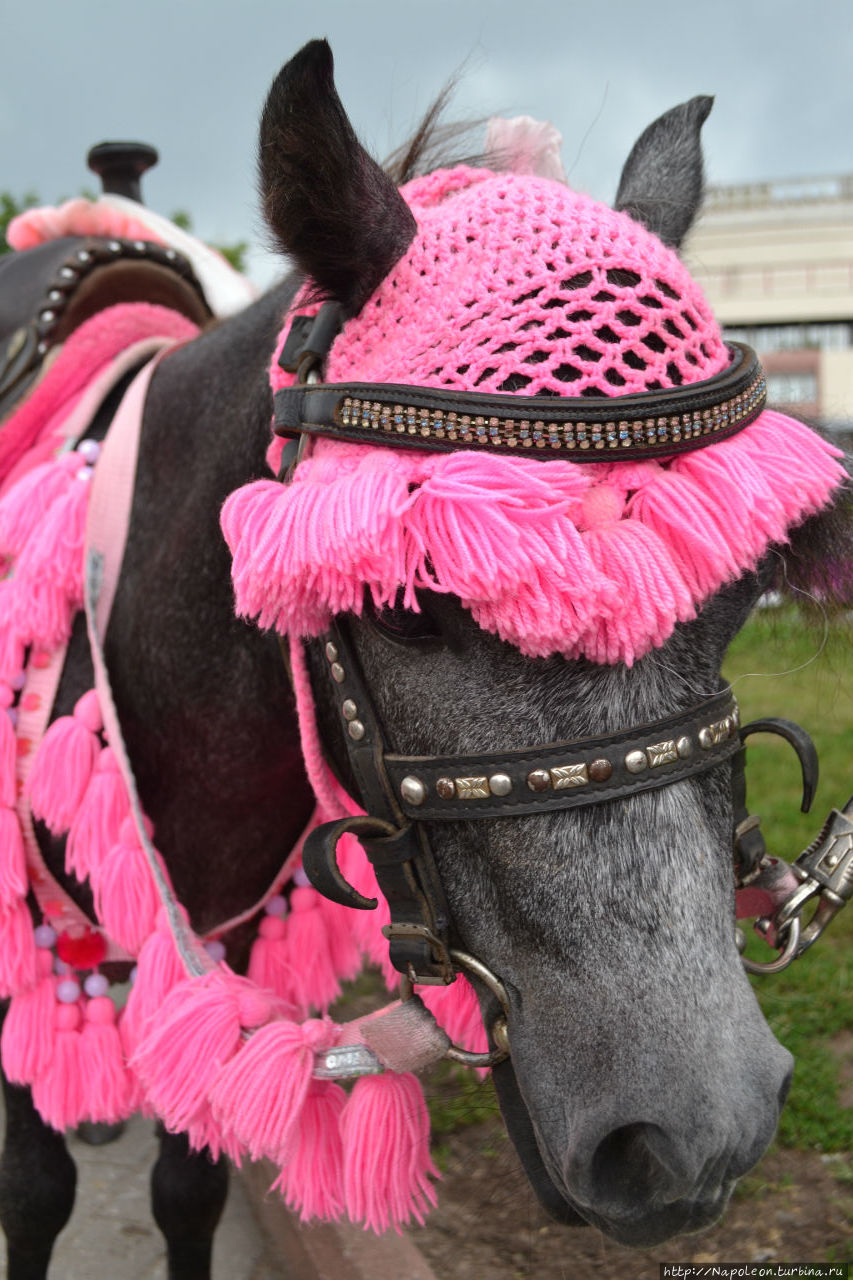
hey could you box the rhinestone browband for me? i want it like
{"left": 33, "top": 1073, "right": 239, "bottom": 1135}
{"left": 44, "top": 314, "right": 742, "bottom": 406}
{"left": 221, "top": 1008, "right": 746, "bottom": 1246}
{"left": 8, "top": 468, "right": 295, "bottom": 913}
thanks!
{"left": 274, "top": 342, "right": 766, "bottom": 462}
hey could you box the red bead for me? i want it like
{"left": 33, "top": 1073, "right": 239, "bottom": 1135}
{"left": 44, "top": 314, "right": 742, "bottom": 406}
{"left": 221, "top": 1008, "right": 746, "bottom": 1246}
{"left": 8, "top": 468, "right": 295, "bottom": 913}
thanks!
{"left": 21, "top": 693, "right": 40, "bottom": 712}
{"left": 31, "top": 652, "right": 51, "bottom": 670}
{"left": 56, "top": 926, "right": 107, "bottom": 969}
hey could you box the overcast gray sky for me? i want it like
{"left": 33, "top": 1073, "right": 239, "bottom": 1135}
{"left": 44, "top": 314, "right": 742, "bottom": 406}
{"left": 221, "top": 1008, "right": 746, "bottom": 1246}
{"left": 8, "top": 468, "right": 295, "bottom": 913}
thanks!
{"left": 2, "top": 0, "right": 850, "bottom": 285}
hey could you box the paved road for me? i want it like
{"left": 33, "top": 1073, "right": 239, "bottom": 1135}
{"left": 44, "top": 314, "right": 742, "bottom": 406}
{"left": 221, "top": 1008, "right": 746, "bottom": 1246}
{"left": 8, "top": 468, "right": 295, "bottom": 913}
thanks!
{"left": 0, "top": 1112, "right": 285, "bottom": 1280}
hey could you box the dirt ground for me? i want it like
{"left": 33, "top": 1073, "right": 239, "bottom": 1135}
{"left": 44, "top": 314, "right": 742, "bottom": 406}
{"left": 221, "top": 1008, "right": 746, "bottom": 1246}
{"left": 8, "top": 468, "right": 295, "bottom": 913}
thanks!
{"left": 412, "top": 1113, "right": 853, "bottom": 1280}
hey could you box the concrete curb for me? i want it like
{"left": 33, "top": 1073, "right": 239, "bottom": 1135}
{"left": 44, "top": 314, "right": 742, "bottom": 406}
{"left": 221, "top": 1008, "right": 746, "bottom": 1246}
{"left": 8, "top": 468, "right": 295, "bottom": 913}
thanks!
{"left": 241, "top": 1161, "right": 439, "bottom": 1280}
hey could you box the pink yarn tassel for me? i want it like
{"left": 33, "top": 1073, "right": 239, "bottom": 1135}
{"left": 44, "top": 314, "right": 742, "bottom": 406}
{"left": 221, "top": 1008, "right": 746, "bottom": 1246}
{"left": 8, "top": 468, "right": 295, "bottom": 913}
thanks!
{"left": 247, "top": 915, "right": 294, "bottom": 1002}
{"left": 119, "top": 914, "right": 188, "bottom": 1059}
{"left": 0, "top": 697, "right": 18, "bottom": 808}
{"left": 1, "top": 951, "right": 56, "bottom": 1083}
{"left": 341, "top": 1071, "right": 438, "bottom": 1233}
{"left": 317, "top": 895, "right": 363, "bottom": 983}
{"left": 79, "top": 997, "right": 134, "bottom": 1124}
{"left": 420, "top": 977, "right": 488, "bottom": 1056}
{"left": 209, "top": 1017, "right": 336, "bottom": 1162}
{"left": 90, "top": 818, "right": 162, "bottom": 956}
{"left": 0, "top": 898, "right": 38, "bottom": 997}
{"left": 277, "top": 887, "right": 342, "bottom": 1015}
{"left": 271, "top": 1081, "right": 347, "bottom": 1222}
{"left": 66, "top": 746, "right": 130, "bottom": 881}
{"left": 0, "top": 454, "right": 79, "bottom": 558}
{"left": 31, "top": 1002, "right": 85, "bottom": 1131}
{"left": 28, "top": 690, "right": 102, "bottom": 834}
{"left": 132, "top": 971, "right": 271, "bottom": 1133}
{"left": 0, "top": 807, "right": 28, "bottom": 907}
{"left": 11, "top": 470, "right": 91, "bottom": 650}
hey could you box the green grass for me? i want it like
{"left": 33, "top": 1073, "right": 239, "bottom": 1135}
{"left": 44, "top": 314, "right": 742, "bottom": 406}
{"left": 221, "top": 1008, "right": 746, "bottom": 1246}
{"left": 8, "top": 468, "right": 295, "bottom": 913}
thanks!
{"left": 724, "top": 606, "right": 853, "bottom": 1151}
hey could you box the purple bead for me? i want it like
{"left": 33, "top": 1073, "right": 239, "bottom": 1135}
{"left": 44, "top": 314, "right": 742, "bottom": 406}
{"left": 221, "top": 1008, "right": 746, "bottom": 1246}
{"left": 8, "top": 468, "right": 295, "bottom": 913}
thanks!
{"left": 291, "top": 866, "right": 310, "bottom": 888}
{"left": 83, "top": 973, "right": 109, "bottom": 998}
{"left": 9, "top": 671, "right": 26, "bottom": 692}
{"left": 78, "top": 439, "right": 101, "bottom": 464}
{"left": 204, "top": 940, "right": 226, "bottom": 964}
{"left": 56, "top": 978, "right": 81, "bottom": 1004}
{"left": 6, "top": 708, "right": 17, "bottom": 729}
{"left": 129, "top": 965, "right": 138, "bottom": 986}
{"left": 265, "top": 894, "right": 288, "bottom": 918}
{"left": 54, "top": 958, "right": 71, "bottom": 976}
{"left": 34, "top": 924, "right": 57, "bottom": 949}
{"left": 76, "top": 465, "right": 93, "bottom": 484}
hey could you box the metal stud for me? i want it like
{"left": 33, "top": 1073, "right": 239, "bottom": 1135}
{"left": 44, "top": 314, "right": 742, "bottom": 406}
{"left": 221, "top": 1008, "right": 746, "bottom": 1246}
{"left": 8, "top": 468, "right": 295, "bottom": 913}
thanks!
{"left": 526, "top": 769, "right": 551, "bottom": 793}
{"left": 436, "top": 777, "right": 455, "bottom": 800}
{"left": 347, "top": 720, "right": 365, "bottom": 741}
{"left": 341, "top": 699, "right": 358, "bottom": 721}
{"left": 625, "top": 750, "right": 647, "bottom": 774}
{"left": 400, "top": 776, "right": 426, "bottom": 806}
{"left": 676, "top": 736, "right": 693, "bottom": 759}
{"left": 698, "top": 727, "right": 714, "bottom": 750}
{"left": 589, "top": 758, "right": 613, "bottom": 782}
{"left": 330, "top": 662, "right": 345, "bottom": 684}
{"left": 456, "top": 776, "right": 490, "bottom": 800}
{"left": 550, "top": 763, "right": 588, "bottom": 789}
{"left": 325, "top": 642, "right": 339, "bottom": 663}
{"left": 488, "top": 773, "right": 512, "bottom": 797}
{"left": 647, "top": 739, "right": 678, "bottom": 769}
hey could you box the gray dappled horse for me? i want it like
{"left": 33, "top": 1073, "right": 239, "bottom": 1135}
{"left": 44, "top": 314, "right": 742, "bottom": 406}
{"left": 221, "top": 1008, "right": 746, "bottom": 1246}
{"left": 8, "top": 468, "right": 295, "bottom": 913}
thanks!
{"left": 0, "top": 37, "right": 849, "bottom": 1280}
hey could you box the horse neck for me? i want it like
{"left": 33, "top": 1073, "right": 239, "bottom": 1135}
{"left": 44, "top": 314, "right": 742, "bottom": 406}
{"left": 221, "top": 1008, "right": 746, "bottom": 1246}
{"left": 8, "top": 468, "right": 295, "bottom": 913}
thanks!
{"left": 101, "top": 280, "right": 315, "bottom": 939}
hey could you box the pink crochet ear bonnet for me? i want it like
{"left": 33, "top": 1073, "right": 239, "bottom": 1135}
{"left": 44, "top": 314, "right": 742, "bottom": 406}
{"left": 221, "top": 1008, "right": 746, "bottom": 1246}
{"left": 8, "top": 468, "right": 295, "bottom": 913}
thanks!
{"left": 223, "top": 167, "right": 844, "bottom": 665}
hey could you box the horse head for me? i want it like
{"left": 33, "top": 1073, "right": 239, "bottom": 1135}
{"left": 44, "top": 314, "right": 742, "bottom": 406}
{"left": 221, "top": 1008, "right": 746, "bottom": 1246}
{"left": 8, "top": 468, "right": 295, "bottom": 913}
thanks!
{"left": 223, "top": 40, "right": 849, "bottom": 1246}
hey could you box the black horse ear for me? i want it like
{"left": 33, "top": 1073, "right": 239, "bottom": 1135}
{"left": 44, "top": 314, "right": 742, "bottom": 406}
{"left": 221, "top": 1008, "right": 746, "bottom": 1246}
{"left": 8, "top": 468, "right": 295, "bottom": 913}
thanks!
{"left": 259, "top": 39, "right": 417, "bottom": 316}
{"left": 614, "top": 96, "right": 714, "bottom": 249}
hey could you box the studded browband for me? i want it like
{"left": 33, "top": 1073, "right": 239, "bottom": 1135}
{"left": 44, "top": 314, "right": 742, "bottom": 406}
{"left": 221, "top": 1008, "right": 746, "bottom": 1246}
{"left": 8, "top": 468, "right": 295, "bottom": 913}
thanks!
{"left": 275, "top": 304, "right": 766, "bottom": 462}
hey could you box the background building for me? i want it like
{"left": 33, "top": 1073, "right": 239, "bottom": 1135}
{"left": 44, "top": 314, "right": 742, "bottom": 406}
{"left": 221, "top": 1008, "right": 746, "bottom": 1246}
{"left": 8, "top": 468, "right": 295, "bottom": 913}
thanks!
{"left": 685, "top": 174, "right": 853, "bottom": 433}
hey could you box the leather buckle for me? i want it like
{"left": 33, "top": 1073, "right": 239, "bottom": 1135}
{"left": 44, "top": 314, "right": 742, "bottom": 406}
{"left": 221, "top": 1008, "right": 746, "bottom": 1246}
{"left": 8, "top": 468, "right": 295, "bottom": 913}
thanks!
{"left": 381, "top": 922, "right": 455, "bottom": 985}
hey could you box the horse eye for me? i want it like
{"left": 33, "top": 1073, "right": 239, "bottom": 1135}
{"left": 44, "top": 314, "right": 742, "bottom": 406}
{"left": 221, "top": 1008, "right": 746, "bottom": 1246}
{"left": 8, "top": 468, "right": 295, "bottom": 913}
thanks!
{"left": 365, "top": 594, "right": 442, "bottom": 647}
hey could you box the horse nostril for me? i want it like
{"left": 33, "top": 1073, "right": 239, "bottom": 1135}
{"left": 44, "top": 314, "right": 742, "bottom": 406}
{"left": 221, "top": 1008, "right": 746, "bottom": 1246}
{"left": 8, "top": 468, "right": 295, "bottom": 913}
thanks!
{"left": 588, "top": 1123, "right": 689, "bottom": 1211}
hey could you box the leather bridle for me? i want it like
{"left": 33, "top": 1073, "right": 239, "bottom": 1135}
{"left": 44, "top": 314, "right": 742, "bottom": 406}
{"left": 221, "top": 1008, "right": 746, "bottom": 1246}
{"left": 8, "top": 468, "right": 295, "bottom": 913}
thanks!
{"left": 276, "top": 305, "right": 852, "bottom": 1057}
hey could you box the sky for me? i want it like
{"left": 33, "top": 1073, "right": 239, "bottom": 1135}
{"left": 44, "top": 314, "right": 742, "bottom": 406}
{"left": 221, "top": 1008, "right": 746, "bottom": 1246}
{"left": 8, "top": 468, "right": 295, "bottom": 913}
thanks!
{"left": 1, "top": 0, "right": 851, "bottom": 286}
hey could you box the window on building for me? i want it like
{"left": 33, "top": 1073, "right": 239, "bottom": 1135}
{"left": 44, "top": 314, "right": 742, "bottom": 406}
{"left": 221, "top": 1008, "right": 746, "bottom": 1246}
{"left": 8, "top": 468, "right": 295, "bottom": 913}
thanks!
{"left": 724, "top": 323, "right": 851, "bottom": 353}
{"left": 766, "top": 372, "right": 818, "bottom": 404}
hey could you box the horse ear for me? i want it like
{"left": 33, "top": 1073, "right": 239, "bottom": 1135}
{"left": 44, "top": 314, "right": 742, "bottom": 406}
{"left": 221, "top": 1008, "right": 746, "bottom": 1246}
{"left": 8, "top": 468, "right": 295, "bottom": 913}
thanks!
{"left": 259, "top": 39, "right": 417, "bottom": 316}
{"left": 614, "top": 96, "right": 714, "bottom": 249}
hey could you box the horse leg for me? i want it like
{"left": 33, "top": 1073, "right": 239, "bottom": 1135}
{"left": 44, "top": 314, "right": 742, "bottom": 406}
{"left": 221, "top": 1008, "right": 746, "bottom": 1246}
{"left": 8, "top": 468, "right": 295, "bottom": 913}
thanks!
{"left": 0, "top": 1072, "right": 76, "bottom": 1280}
{"left": 150, "top": 1129, "right": 229, "bottom": 1280}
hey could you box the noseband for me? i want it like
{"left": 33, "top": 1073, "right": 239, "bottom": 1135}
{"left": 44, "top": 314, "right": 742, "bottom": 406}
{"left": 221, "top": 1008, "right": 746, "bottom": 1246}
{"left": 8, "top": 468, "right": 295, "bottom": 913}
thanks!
{"left": 278, "top": 306, "right": 852, "bottom": 1060}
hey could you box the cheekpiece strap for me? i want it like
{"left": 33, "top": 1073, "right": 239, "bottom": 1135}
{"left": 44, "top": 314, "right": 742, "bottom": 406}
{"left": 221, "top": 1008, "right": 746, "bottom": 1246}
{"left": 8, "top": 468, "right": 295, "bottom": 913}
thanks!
{"left": 274, "top": 340, "right": 766, "bottom": 461}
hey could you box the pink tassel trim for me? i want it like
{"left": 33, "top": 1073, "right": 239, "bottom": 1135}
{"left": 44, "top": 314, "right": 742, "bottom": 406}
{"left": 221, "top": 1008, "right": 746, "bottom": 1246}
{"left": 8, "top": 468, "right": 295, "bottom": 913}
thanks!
{"left": 223, "top": 412, "right": 845, "bottom": 666}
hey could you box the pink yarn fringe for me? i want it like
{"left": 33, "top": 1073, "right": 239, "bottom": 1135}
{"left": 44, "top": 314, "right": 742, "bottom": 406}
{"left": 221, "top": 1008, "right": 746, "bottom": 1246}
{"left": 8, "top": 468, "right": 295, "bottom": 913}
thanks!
{"left": 91, "top": 818, "right": 164, "bottom": 956}
{"left": 223, "top": 413, "right": 845, "bottom": 665}
{"left": 0, "top": 899, "right": 38, "bottom": 997}
{"left": 1, "top": 954, "right": 56, "bottom": 1083}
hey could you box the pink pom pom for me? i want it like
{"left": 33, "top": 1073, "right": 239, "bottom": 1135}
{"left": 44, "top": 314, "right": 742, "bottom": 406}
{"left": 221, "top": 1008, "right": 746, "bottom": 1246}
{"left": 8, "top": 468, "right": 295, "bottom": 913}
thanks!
{"left": 209, "top": 1017, "right": 336, "bottom": 1162}
{"left": 271, "top": 1080, "right": 347, "bottom": 1222}
{"left": 341, "top": 1071, "right": 438, "bottom": 1233}
{"left": 0, "top": 898, "right": 38, "bottom": 997}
